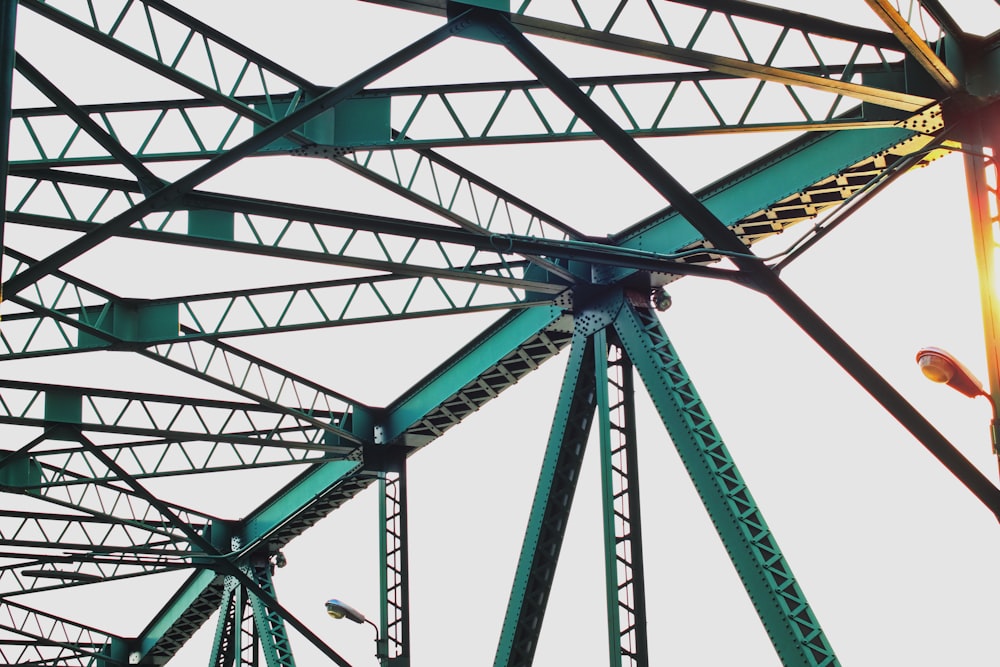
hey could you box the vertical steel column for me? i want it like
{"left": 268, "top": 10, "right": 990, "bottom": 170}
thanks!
{"left": 962, "top": 119, "right": 1000, "bottom": 457}
{"left": 380, "top": 457, "right": 409, "bottom": 666}
{"left": 613, "top": 302, "right": 838, "bottom": 667}
{"left": 246, "top": 562, "right": 297, "bottom": 667}
{"left": 207, "top": 562, "right": 299, "bottom": 667}
{"left": 594, "top": 329, "right": 649, "bottom": 667}
{"left": 209, "top": 576, "right": 241, "bottom": 666}
{"left": 494, "top": 332, "right": 598, "bottom": 667}
{"left": 0, "top": 0, "right": 16, "bottom": 298}
{"left": 239, "top": 584, "right": 259, "bottom": 667}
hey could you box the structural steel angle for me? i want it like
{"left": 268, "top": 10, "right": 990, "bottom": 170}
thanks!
{"left": 1, "top": 1, "right": 998, "bottom": 666}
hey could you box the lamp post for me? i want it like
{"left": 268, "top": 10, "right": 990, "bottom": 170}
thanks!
{"left": 325, "top": 599, "right": 386, "bottom": 664}
{"left": 916, "top": 346, "right": 1000, "bottom": 472}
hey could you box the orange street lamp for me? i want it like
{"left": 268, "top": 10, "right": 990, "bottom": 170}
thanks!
{"left": 916, "top": 346, "right": 1000, "bottom": 476}
{"left": 915, "top": 347, "right": 988, "bottom": 398}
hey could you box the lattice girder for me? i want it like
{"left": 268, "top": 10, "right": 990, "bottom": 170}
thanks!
{"left": 4, "top": 2, "right": 1000, "bottom": 666}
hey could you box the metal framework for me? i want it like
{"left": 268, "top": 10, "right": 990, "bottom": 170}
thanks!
{"left": 2, "top": 1, "right": 1000, "bottom": 665}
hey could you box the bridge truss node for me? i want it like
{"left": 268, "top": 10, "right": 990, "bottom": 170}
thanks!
{"left": 2, "top": 1, "right": 1000, "bottom": 665}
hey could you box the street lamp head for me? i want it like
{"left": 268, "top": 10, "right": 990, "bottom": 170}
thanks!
{"left": 915, "top": 346, "right": 986, "bottom": 398}
{"left": 325, "top": 599, "right": 367, "bottom": 624}
{"left": 325, "top": 598, "right": 386, "bottom": 660}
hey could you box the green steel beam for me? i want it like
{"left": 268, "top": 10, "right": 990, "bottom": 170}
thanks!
{"left": 18, "top": 0, "right": 583, "bottom": 254}
{"left": 491, "top": 9, "right": 1000, "bottom": 519}
{"left": 76, "top": 430, "right": 360, "bottom": 667}
{"left": 494, "top": 330, "right": 598, "bottom": 667}
{"left": 239, "top": 462, "right": 367, "bottom": 550}
{"left": 0, "top": 599, "right": 125, "bottom": 666}
{"left": 379, "top": 458, "right": 410, "bottom": 667}
{"left": 128, "top": 440, "right": 375, "bottom": 664}
{"left": 363, "top": 0, "right": 933, "bottom": 111}
{"left": 246, "top": 563, "right": 297, "bottom": 667}
{"left": 605, "top": 124, "right": 938, "bottom": 285}
{"left": 8, "top": 71, "right": 903, "bottom": 168}
{"left": 0, "top": 378, "right": 329, "bottom": 447}
{"left": 3, "top": 7, "right": 474, "bottom": 300}
{"left": 594, "top": 330, "right": 648, "bottom": 667}
{"left": 209, "top": 576, "right": 241, "bottom": 667}
{"left": 613, "top": 300, "right": 838, "bottom": 667}
{"left": 382, "top": 304, "right": 569, "bottom": 446}
{"left": 135, "top": 569, "right": 227, "bottom": 663}
{"left": 12, "top": 53, "right": 163, "bottom": 192}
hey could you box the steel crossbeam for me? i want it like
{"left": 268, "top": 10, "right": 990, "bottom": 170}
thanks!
{"left": 4, "top": 2, "right": 999, "bottom": 666}
{"left": 8, "top": 67, "right": 907, "bottom": 169}
{"left": 0, "top": 598, "right": 126, "bottom": 666}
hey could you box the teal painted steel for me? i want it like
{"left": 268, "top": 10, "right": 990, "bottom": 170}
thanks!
{"left": 246, "top": 564, "right": 298, "bottom": 667}
{"left": 209, "top": 577, "right": 240, "bottom": 666}
{"left": 4, "top": 2, "right": 997, "bottom": 665}
{"left": 9, "top": 73, "right": 902, "bottom": 167}
{"left": 241, "top": 459, "right": 364, "bottom": 547}
{"left": 595, "top": 330, "right": 649, "bottom": 667}
{"left": 613, "top": 302, "right": 838, "bottom": 667}
{"left": 494, "top": 331, "right": 597, "bottom": 667}
{"left": 0, "top": 598, "right": 125, "bottom": 666}
{"left": 136, "top": 570, "right": 226, "bottom": 662}
{"left": 379, "top": 464, "right": 410, "bottom": 666}
{"left": 383, "top": 304, "right": 566, "bottom": 445}
{"left": 5, "top": 4, "right": 471, "bottom": 300}
{"left": 610, "top": 126, "right": 914, "bottom": 273}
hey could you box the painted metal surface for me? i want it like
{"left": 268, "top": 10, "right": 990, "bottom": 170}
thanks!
{"left": 494, "top": 331, "right": 598, "bottom": 667}
{"left": 613, "top": 301, "right": 838, "bottom": 666}
{"left": 2, "top": 2, "right": 998, "bottom": 666}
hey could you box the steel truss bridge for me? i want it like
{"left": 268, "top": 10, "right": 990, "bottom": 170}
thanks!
{"left": 2, "top": 1, "right": 1000, "bottom": 665}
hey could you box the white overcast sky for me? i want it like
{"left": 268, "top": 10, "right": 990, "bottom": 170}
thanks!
{"left": 9, "top": 2, "right": 1000, "bottom": 666}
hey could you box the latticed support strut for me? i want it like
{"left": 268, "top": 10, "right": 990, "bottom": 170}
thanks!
{"left": 209, "top": 557, "right": 297, "bottom": 667}
{"left": 613, "top": 300, "right": 839, "bottom": 667}
{"left": 380, "top": 453, "right": 410, "bottom": 666}
{"left": 494, "top": 332, "right": 598, "bottom": 667}
{"left": 594, "top": 329, "right": 649, "bottom": 667}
